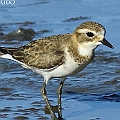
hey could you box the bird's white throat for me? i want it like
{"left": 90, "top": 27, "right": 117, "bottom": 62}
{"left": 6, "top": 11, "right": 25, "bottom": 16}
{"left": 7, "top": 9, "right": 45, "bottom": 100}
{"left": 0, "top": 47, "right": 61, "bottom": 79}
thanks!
{"left": 78, "top": 41, "right": 102, "bottom": 56}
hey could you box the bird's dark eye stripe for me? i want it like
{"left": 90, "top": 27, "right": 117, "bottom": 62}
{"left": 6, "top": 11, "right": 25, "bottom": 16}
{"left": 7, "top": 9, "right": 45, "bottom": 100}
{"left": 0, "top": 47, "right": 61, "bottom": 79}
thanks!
{"left": 86, "top": 32, "right": 94, "bottom": 37}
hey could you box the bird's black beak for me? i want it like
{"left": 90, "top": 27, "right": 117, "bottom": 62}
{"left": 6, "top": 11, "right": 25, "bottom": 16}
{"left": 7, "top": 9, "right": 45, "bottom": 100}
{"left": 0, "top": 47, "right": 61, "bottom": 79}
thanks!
{"left": 101, "top": 38, "right": 114, "bottom": 49}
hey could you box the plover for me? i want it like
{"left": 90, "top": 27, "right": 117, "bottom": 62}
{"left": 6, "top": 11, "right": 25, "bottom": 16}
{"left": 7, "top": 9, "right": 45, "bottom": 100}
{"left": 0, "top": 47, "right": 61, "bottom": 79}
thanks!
{"left": 0, "top": 21, "right": 114, "bottom": 120}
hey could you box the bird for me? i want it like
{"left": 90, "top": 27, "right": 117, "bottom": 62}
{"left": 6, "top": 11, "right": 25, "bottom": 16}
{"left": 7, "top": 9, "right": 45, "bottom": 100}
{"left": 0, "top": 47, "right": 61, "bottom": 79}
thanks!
{"left": 0, "top": 21, "right": 114, "bottom": 120}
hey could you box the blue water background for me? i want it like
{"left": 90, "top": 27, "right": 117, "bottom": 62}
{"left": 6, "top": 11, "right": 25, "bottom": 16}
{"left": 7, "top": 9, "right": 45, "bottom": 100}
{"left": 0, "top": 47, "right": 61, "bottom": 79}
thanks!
{"left": 0, "top": 0, "right": 120, "bottom": 120}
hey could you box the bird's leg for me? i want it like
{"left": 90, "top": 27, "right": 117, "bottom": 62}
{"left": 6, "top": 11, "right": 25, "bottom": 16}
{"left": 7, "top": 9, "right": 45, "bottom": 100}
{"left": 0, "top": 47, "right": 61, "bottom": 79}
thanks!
{"left": 57, "top": 77, "right": 66, "bottom": 119}
{"left": 41, "top": 81, "right": 58, "bottom": 120}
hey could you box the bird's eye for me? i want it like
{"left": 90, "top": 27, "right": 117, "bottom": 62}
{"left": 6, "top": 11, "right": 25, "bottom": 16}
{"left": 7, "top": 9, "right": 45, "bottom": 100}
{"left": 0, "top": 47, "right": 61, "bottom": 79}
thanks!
{"left": 86, "top": 32, "right": 94, "bottom": 37}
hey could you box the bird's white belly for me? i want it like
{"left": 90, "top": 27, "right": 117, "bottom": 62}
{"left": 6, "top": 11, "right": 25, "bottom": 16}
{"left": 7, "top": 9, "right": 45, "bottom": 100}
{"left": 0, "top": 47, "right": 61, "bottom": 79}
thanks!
{"left": 32, "top": 49, "right": 90, "bottom": 80}
{"left": 49, "top": 57, "right": 89, "bottom": 78}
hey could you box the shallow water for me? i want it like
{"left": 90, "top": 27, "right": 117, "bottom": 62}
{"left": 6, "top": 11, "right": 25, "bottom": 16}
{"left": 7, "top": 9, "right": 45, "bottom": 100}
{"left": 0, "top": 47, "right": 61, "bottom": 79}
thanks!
{"left": 0, "top": 0, "right": 120, "bottom": 120}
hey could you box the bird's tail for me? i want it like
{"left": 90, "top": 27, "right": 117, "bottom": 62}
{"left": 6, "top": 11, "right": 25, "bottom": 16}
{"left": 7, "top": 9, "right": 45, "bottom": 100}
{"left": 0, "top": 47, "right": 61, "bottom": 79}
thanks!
{"left": 0, "top": 47, "right": 19, "bottom": 61}
{"left": 0, "top": 47, "right": 13, "bottom": 56}
{"left": 0, "top": 47, "right": 9, "bottom": 55}
{"left": 0, "top": 47, "right": 29, "bottom": 69}
{"left": 0, "top": 47, "right": 24, "bottom": 63}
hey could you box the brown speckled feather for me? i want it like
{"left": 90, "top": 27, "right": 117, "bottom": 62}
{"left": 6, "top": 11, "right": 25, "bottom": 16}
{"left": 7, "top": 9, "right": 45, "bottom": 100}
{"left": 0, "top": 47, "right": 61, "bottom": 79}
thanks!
{"left": 9, "top": 34, "right": 71, "bottom": 69}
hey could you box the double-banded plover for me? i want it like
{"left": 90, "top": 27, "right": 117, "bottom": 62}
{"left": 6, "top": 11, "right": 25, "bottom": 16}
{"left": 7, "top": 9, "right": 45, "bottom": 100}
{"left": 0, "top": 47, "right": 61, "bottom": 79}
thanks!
{"left": 0, "top": 21, "right": 114, "bottom": 120}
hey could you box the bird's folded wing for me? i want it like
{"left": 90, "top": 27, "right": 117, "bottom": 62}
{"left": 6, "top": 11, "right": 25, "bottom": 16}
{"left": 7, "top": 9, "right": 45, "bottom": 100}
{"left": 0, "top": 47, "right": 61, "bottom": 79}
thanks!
{"left": 6, "top": 38, "right": 65, "bottom": 69}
